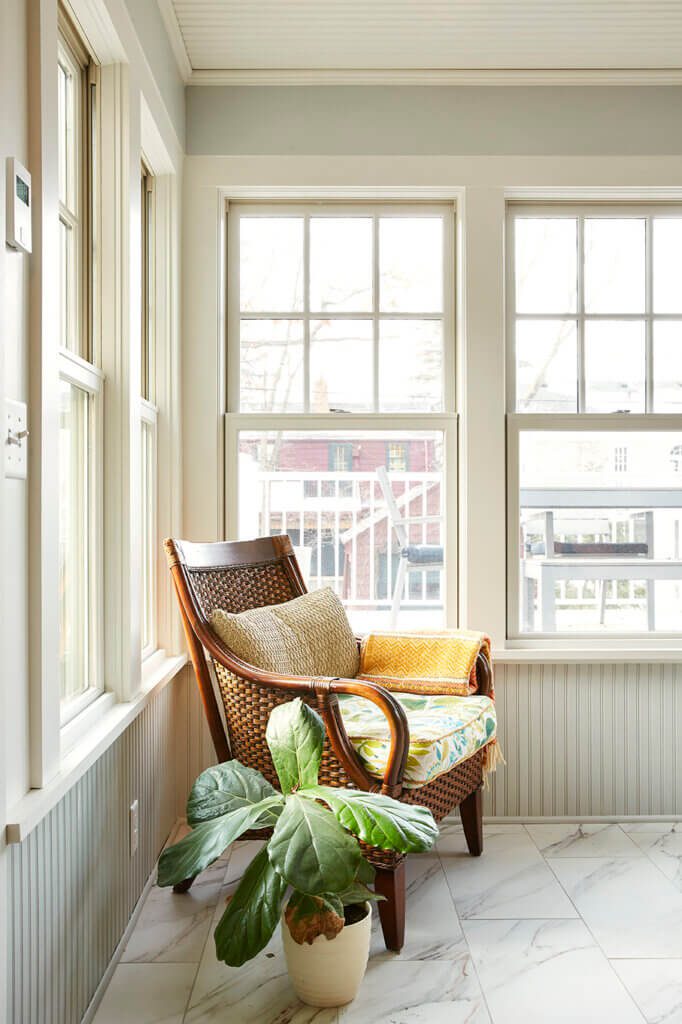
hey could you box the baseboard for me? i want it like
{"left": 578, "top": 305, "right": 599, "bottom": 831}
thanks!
{"left": 480, "top": 814, "right": 682, "bottom": 824}
{"left": 80, "top": 817, "right": 185, "bottom": 1024}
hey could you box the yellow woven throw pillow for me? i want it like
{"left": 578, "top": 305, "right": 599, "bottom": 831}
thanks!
{"left": 358, "top": 629, "right": 492, "bottom": 697}
{"left": 210, "top": 586, "right": 360, "bottom": 680}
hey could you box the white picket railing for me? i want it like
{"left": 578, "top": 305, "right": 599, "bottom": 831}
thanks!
{"left": 252, "top": 470, "right": 443, "bottom": 616}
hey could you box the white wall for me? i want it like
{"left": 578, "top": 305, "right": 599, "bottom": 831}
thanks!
{"left": 1, "top": 1, "right": 186, "bottom": 1019}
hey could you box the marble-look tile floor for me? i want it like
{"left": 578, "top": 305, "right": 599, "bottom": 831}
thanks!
{"left": 93, "top": 821, "right": 682, "bottom": 1024}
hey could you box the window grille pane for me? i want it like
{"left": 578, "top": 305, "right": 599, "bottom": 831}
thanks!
{"left": 584, "top": 321, "right": 645, "bottom": 413}
{"left": 584, "top": 218, "right": 645, "bottom": 314}
{"left": 59, "top": 381, "right": 90, "bottom": 701}
{"left": 516, "top": 320, "right": 577, "bottom": 412}
{"left": 517, "top": 430, "right": 682, "bottom": 634}
{"left": 515, "top": 218, "right": 577, "bottom": 314}
{"left": 379, "top": 218, "right": 443, "bottom": 313}
{"left": 654, "top": 321, "right": 682, "bottom": 412}
{"left": 240, "top": 319, "right": 304, "bottom": 412}
{"left": 57, "top": 62, "right": 70, "bottom": 208}
{"left": 310, "top": 217, "right": 372, "bottom": 312}
{"left": 141, "top": 420, "right": 155, "bottom": 651}
{"left": 59, "top": 218, "right": 75, "bottom": 351}
{"left": 379, "top": 320, "right": 443, "bottom": 412}
{"left": 310, "top": 319, "right": 373, "bottom": 412}
{"left": 653, "top": 218, "right": 682, "bottom": 314}
{"left": 238, "top": 430, "right": 445, "bottom": 631}
{"left": 239, "top": 217, "right": 304, "bottom": 313}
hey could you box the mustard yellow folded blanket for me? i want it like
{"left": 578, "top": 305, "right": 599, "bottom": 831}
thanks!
{"left": 358, "top": 629, "right": 502, "bottom": 779}
{"left": 359, "top": 629, "right": 492, "bottom": 698}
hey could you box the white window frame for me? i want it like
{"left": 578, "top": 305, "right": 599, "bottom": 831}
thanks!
{"left": 506, "top": 202, "right": 682, "bottom": 646}
{"left": 140, "top": 162, "right": 159, "bottom": 662}
{"left": 140, "top": 399, "right": 158, "bottom": 661}
{"left": 225, "top": 200, "right": 459, "bottom": 625}
{"left": 57, "top": 15, "right": 104, "bottom": 725}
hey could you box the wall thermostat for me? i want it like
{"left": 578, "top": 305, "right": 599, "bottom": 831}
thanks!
{"left": 6, "top": 158, "right": 32, "bottom": 254}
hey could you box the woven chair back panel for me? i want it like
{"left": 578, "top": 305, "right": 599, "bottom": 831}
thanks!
{"left": 214, "top": 664, "right": 353, "bottom": 790}
{"left": 186, "top": 560, "right": 301, "bottom": 620}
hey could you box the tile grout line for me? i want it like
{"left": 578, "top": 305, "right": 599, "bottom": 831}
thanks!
{"left": 435, "top": 839, "right": 497, "bottom": 1023}
{"left": 181, "top": 842, "right": 236, "bottom": 1022}
{"left": 537, "top": 824, "right": 650, "bottom": 1023}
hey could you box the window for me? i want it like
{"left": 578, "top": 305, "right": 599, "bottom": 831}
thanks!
{"left": 140, "top": 163, "right": 158, "bottom": 657}
{"left": 614, "top": 446, "right": 628, "bottom": 473}
{"left": 387, "top": 442, "right": 409, "bottom": 473}
{"left": 228, "top": 202, "right": 455, "bottom": 629}
{"left": 328, "top": 443, "right": 353, "bottom": 472}
{"left": 57, "top": 14, "right": 103, "bottom": 717}
{"left": 508, "top": 206, "right": 682, "bottom": 638}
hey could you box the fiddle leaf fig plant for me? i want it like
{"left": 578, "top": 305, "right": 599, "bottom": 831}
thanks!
{"left": 158, "top": 698, "right": 438, "bottom": 967}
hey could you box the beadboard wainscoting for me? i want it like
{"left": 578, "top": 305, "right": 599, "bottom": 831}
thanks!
{"left": 485, "top": 661, "right": 682, "bottom": 818}
{"left": 5, "top": 673, "right": 194, "bottom": 1024}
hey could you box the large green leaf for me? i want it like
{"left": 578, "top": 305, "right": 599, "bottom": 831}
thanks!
{"left": 265, "top": 698, "right": 325, "bottom": 794}
{"left": 355, "top": 856, "right": 376, "bottom": 885}
{"left": 303, "top": 786, "right": 438, "bottom": 853}
{"left": 187, "top": 761, "right": 279, "bottom": 826}
{"left": 214, "top": 847, "right": 288, "bottom": 967}
{"left": 284, "top": 891, "right": 344, "bottom": 945}
{"left": 336, "top": 882, "right": 385, "bottom": 906}
{"left": 157, "top": 797, "right": 282, "bottom": 887}
{"left": 268, "top": 794, "right": 360, "bottom": 895}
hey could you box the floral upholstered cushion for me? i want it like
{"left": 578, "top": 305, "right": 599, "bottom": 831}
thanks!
{"left": 338, "top": 691, "right": 497, "bottom": 788}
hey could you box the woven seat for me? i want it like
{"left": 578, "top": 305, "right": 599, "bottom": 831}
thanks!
{"left": 165, "top": 534, "right": 492, "bottom": 952}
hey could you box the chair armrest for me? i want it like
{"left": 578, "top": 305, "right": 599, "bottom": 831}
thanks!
{"left": 194, "top": 622, "right": 410, "bottom": 797}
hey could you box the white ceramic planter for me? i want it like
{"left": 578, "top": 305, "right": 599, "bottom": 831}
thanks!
{"left": 282, "top": 902, "right": 371, "bottom": 1007}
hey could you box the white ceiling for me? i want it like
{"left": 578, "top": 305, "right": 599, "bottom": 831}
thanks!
{"left": 164, "top": 0, "right": 682, "bottom": 81}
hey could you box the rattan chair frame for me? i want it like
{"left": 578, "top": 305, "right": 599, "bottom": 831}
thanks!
{"left": 165, "top": 533, "right": 491, "bottom": 952}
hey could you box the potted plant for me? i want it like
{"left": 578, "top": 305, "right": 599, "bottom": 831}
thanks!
{"left": 157, "top": 698, "right": 438, "bottom": 1007}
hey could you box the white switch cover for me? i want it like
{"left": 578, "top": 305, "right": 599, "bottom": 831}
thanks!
{"left": 130, "top": 799, "right": 139, "bottom": 857}
{"left": 5, "top": 399, "right": 28, "bottom": 479}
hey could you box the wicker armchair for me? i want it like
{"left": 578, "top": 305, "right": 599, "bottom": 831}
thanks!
{"left": 165, "top": 534, "right": 491, "bottom": 952}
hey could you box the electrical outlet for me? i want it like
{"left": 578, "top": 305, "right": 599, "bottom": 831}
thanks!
{"left": 129, "top": 799, "right": 139, "bottom": 857}
{"left": 5, "top": 399, "right": 28, "bottom": 480}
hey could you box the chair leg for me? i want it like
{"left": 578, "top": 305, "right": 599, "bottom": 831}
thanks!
{"left": 172, "top": 876, "right": 196, "bottom": 894}
{"left": 459, "top": 787, "right": 483, "bottom": 857}
{"left": 374, "top": 860, "right": 406, "bottom": 952}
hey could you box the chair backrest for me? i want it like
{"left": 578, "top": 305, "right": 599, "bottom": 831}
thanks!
{"left": 167, "top": 535, "right": 306, "bottom": 623}
{"left": 165, "top": 535, "right": 307, "bottom": 761}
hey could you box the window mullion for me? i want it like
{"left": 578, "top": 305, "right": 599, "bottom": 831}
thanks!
{"left": 645, "top": 215, "right": 654, "bottom": 413}
{"left": 577, "top": 215, "right": 586, "bottom": 413}
{"left": 372, "top": 214, "right": 380, "bottom": 412}
{"left": 303, "top": 214, "right": 310, "bottom": 414}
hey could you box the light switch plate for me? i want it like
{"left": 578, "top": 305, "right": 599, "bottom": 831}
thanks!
{"left": 5, "top": 399, "right": 28, "bottom": 479}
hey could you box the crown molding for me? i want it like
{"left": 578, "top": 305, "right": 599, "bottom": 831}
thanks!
{"left": 187, "top": 67, "right": 682, "bottom": 87}
{"left": 156, "top": 0, "right": 191, "bottom": 82}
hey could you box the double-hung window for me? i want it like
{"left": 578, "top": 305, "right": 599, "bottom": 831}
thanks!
{"left": 140, "top": 163, "right": 158, "bottom": 658}
{"left": 226, "top": 202, "right": 456, "bottom": 629}
{"left": 507, "top": 205, "right": 682, "bottom": 639}
{"left": 57, "top": 13, "right": 103, "bottom": 718}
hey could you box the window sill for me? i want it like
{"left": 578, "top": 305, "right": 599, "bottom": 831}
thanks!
{"left": 493, "top": 646, "right": 682, "bottom": 664}
{"left": 5, "top": 652, "right": 187, "bottom": 845}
